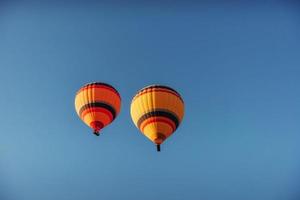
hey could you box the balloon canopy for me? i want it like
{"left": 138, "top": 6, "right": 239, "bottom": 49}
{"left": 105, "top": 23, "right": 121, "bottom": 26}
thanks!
{"left": 75, "top": 82, "right": 121, "bottom": 136}
{"left": 130, "top": 85, "right": 184, "bottom": 151}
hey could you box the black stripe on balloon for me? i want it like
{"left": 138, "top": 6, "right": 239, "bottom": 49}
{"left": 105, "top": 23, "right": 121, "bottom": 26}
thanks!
{"left": 136, "top": 85, "right": 183, "bottom": 103}
{"left": 79, "top": 102, "right": 116, "bottom": 119}
{"left": 140, "top": 85, "right": 180, "bottom": 96}
{"left": 83, "top": 82, "right": 120, "bottom": 96}
{"left": 137, "top": 110, "right": 179, "bottom": 130}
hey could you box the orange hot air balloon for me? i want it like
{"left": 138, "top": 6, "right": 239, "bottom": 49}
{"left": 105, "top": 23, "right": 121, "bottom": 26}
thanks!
{"left": 130, "top": 85, "right": 184, "bottom": 151}
{"left": 75, "top": 82, "right": 121, "bottom": 136}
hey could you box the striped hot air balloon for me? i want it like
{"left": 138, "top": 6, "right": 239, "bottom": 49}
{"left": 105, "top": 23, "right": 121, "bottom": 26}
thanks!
{"left": 75, "top": 82, "right": 121, "bottom": 136}
{"left": 130, "top": 85, "right": 184, "bottom": 151}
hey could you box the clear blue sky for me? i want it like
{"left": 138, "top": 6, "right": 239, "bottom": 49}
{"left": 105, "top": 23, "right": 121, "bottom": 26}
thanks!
{"left": 1, "top": 1, "right": 300, "bottom": 200}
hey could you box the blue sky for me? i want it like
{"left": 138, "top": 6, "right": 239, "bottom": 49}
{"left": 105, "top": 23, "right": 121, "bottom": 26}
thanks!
{"left": 0, "top": 1, "right": 300, "bottom": 200}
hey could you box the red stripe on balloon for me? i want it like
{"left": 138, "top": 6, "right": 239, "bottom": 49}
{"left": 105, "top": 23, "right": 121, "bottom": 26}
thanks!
{"left": 80, "top": 107, "right": 113, "bottom": 121}
{"left": 140, "top": 117, "right": 176, "bottom": 132}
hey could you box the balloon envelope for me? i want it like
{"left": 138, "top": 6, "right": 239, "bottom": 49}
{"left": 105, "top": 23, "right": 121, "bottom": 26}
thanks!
{"left": 130, "top": 85, "right": 184, "bottom": 150}
{"left": 75, "top": 82, "right": 121, "bottom": 136}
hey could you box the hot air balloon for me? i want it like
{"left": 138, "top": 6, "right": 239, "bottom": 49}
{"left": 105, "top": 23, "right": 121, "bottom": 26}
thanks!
{"left": 130, "top": 85, "right": 184, "bottom": 151}
{"left": 75, "top": 82, "right": 121, "bottom": 136}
